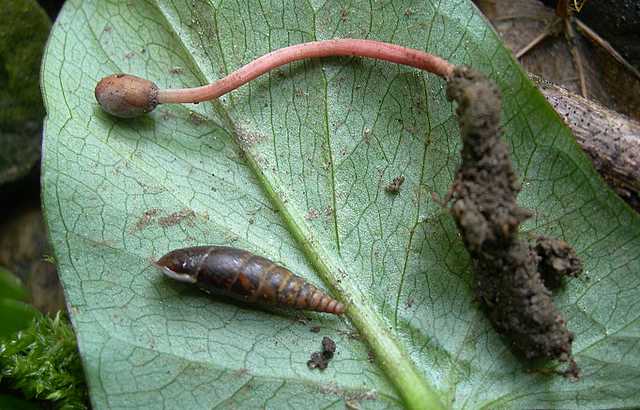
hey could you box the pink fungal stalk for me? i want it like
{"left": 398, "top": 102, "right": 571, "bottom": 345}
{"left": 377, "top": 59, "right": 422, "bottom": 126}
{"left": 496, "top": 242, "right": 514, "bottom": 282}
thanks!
{"left": 95, "top": 39, "right": 454, "bottom": 118}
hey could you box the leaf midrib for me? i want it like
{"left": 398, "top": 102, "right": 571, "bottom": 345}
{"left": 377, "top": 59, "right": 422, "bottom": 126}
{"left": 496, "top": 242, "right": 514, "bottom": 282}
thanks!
{"left": 152, "top": 1, "right": 444, "bottom": 408}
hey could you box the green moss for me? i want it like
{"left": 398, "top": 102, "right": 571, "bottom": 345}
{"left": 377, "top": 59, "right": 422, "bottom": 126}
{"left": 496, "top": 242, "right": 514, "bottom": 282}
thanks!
{"left": 0, "top": 0, "right": 51, "bottom": 183}
{"left": 0, "top": 0, "right": 50, "bottom": 130}
{"left": 0, "top": 313, "right": 88, "bottom": 410}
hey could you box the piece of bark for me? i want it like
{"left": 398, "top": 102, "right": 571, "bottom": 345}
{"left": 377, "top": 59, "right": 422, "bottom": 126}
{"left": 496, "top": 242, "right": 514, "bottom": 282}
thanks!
{"left": 531, "top": 75, "right": 640, "bottom": 211}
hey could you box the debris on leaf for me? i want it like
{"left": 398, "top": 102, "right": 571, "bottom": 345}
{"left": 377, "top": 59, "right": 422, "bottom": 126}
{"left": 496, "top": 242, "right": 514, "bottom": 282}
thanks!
{"left": 321, "top": 336, "right": 336, "bottom": 358}
{"left": 535, "top": 236, "right": 583, "bottom": 290}
{"left": 132, "top": 208, "right": 160, "bottom": 232}
{"left": 307, "top": 352, "right": 328, "bottom": 370}
{"left": 304, "top": 208, "right": 320, "bottom": 220}
{"left": 385, "top": 175, "right": 405, "bottom": 194}
{"left": 446, "top": 66, "right": 582, "bottom": 375}
{"left": 157, "top": 208, "right": 196, "bottom": 227}
{"left": 307, "top": 336, "right": 337, "bottom": 370}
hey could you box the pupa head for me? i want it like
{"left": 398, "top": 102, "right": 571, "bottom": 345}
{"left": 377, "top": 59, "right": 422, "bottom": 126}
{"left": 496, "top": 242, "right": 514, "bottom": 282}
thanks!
{"left": 152, "top": 248, "right": 203, "bottom": 284}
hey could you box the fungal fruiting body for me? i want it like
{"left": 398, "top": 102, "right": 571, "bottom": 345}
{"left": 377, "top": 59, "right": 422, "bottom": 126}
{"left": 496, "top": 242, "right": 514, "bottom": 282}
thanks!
{"left": 95, "top": 39, "right": 454, "bottom": 118}
{"left": 154, "top": 246, "right": 345, "bottom": 315}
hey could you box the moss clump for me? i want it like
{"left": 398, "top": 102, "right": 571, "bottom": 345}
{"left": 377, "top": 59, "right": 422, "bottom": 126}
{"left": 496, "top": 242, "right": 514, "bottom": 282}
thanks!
{"left": 0, "top": 0, "right": 51, "bottom": 183}
{"left": 0, "top": 313, "right": 88, "bottom": 410}
{"left": 0, "top": 0, "right": 50, "bottom": 130}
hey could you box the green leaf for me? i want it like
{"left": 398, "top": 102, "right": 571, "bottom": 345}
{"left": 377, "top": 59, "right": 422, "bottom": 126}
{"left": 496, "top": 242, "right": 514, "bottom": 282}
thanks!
{"left": 0, "top": 266, "right": 29, "bottom": 302}
{"left": 41, "top": 1, "right": 640, "bottom": 409}
{"left": 0, "top": 268, "right": 36, "bottom": 341}
{"left": 0, "top": 0, "right": 51, "bottom": 184}
{"left": 0, "top": 299, "right": 38, "bottom": 340}
{"left": 0, "top": 394, "right": 41, "bottom": 410}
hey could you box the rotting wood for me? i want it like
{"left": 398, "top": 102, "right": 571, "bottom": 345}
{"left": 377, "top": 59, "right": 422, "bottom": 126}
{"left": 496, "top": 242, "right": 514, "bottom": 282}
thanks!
{"left": 532, "top": 74, "right": 640, "bottom": 212}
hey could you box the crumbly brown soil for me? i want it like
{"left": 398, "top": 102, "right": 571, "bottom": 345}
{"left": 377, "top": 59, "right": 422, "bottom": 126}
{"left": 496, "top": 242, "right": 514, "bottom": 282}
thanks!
{"left": 535, "top": 236, "right": 582, "bottom": 290}
{"left": 307, "top": 336, "right": 337, "bottom": 370}
{"left": 446, "top": 66, "right": 582, "bottom": 375}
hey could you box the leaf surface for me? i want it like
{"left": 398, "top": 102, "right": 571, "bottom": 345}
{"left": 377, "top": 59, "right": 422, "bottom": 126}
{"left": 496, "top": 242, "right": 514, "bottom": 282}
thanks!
{"left": 41, "top": 1, "right": 640, "bottom": 408}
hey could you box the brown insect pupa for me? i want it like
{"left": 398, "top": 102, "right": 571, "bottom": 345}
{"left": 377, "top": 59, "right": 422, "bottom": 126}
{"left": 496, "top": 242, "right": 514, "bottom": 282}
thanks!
{"left": 154, "top": 246, "right": 345, "bottom": 315}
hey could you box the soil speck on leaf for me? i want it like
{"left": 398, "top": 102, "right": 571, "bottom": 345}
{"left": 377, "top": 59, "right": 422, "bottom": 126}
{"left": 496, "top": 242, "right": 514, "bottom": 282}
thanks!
{"left": 446, "top": 66, "right": 582, "bottom": 375}
{"left": 307, "top": 352, "right": 328, "bottom": 370}
{"left": 235, "top": 125, "right": 266, "bottom": 147}
{"left": 345, "top": 400, "right": 361, "bottom": 410}
{"left": 322, "top": 336, "right": 336, "bottom": 357}
{"left": 405, "top": 297, "right": 414, "bottom": 308}
{"left": 363, "top": 127, "right": 372, "bottom": 144}
{"left": 304, "top": 208, "right": 319, "bottom": 220}
{"left": 158, "top": 208, "right": 196, "bottom": 227}
{"left": 340, "top": 8, "right": 349, "bottom": 22}
{"left": 307, "top": 336, "right": 337, "bottom": 371}
{"left": 189, "top": 111, "right": 207, "bottom": 125}
{"left": 233, "top": 368, "right": 249, "bottom": 377}
{"left": 385, "top": 175, "right": 405, "bottom": 194}
{"left": 133, "top": 208, "right": 160, "bottom": 231}
{"left": 310, "top": 325, "right": 321, "bottom": 333}
{"left": 318, "top": 383, "right": 378, "bottom": 404}
{"left": 296, "top": 315, "right": 311, "bottom": 325}
{"left": 223, "top": 232, "right": 239, "bottom": 243}
{"left": 338, "top": 329, "right": 361, "bottom": 340}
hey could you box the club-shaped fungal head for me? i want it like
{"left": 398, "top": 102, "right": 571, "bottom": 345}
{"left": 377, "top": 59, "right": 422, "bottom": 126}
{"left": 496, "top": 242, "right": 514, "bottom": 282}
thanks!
{"left": 95, "top": 74, "right": 159, "bottom": 118}
{"left": 152, "top": 250, "right": 198, "bottom": 284}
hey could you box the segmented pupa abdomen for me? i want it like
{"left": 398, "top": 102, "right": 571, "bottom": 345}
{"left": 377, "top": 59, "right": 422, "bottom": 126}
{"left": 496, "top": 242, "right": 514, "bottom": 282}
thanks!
{"left": 156, "top": 246, "right": 345, "bottom": 315}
